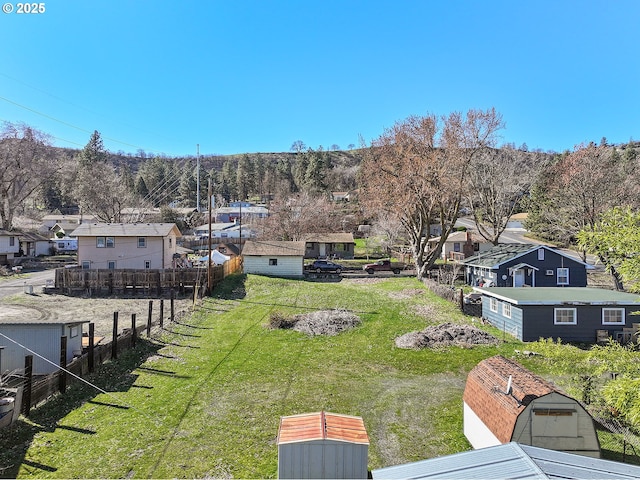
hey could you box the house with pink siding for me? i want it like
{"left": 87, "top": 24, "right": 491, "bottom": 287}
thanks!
{"left": 71, "top": 223, "right": 181, "bottom": 270}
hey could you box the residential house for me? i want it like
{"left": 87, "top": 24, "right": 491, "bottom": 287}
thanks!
{"left": 18, "top": 231, "right": 50, "bottom": 257}
{"left": 463, "top": 355, "right": 600, "bottom": 457}
{"left": 475, "top": 287, "right": 640, "bottom": 343}
{"left": 277, "top": 411, "right": 369, "bottom": 479}
{"left": 71, "top": 223, "right": 181, "bottom": 270}
{"left": 428, "top": 230, "right": 492, "bottom": 262}
{"left": 462, "top": 244, "right": 592, "bottom": 287}
{"left": 302, "top": 233, "right": 355, "bottom": 259}
{"left": 242, "top": 240, "right": 305, "bottom": 278}
{"left": 372, "top": 442, "right": 640, "bottom": 479}
{"left": 0, "top": 310, "right": 87, "bottom": 375}
{"left": 193, "top": 222, "right": 257, "bottom": 241}
{"left": 41, "top": 214, "right": 96, "bottom": 235}
{"left": 0, "top": 230, "right": 19, "bottom": 265}
{"left": 215, "top": 202, "right": 269, "bottom": 223}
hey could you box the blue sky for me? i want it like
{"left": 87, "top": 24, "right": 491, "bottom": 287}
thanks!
{"left": 1, "top": 0, "right": 638, "bottom": 157}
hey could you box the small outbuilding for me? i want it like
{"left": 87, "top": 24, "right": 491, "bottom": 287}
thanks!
{"left": 0, "top": 307, "right": 88, "bottom": 375}
{"left": 242, "top": 240, "right": 306, "bottom": 278}
{"left": 277, "top": 411, "right": 369, "bottom": 479}
{"left": 463, "top": 355, "right": 600, "bottom": 458}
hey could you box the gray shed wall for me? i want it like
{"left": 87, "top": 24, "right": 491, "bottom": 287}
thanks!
{"left": 278, "top": 440, "right": 368, "bottom": 479}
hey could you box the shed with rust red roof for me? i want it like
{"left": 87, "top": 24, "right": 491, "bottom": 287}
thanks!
{"left": 463, "top": 355, "right": 600, "bottom": 458}
{"left": 277, "top": 411, "right": 369, "bottom": 479}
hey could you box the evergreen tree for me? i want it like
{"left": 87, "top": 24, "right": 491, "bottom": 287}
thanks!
{"left": 78, "top": 130, "right": 107, "bottom": 167}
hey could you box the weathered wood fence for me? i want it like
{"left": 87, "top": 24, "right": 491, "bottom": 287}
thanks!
{"left": 54, "top": 256, "right": 243, "bottom": 296}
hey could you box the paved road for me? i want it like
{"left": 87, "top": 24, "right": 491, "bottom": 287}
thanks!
{"left": 0, "top": 269, "right": 55, "bottom": 299}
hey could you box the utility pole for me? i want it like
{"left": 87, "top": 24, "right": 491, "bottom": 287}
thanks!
{"left": 196, "top": 144, "right": 200, "bottom": 212}
{"left": 207, "top": 179, "right": 213, "bottom": 294}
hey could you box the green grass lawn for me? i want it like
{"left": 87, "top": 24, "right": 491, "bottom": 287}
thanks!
{"left": 2, "top": 275, "right": 534, "bottom": 478}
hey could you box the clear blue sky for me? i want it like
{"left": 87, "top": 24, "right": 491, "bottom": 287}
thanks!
{"left": 1, "top": 0, "right": 638, "bottom": 157}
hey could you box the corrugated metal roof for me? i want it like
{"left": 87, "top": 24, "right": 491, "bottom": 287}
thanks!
{"left": 242, "top": 240, "right": 306, "bottom": 257}
{"left": 70, "top": 223, "right": 181, "bottom": 238}
{"left": 475, "top": 287, "right": 640, "bottom": 305}
{"left": 372, "top": 442, "right": 640, "bottom": 479}
{"left": 277, "top": 411, "right": 369, "bottom": 445}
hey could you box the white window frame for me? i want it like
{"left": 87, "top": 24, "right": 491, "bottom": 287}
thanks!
{"left": 138, "top": 237, "right": 147, "bottom": 248}
{"left": 538, "top": 248, "right": 545, "bottom": 261}
{"left": 69, "top": 326, "right": 80, "bottom": 338}
{"left": 554, "top": 308, "right": 577, "bottom": 325}
{"left": 144, "top": 260, "right": 151, "bottom": 269}
{"left": 269, "top": 258, "right": 278, "bottom": 266}
{"left": 106, "top": 236, "right": 115, "bottom": 248}
{"left": 108, "top": 261, "right": 116, "bottom": 270}
{"left": 557, "top": 267, "right": 569, "bottom": 285}
{"left": 602, "top": 308, "right": 625, "bottom": 325}
{"left": 82, "top": 261, "right": 90, "bottom": 269}
{"left": 503, "top": 303, "right": 512, "bottom": 318}
{"left": 490, "top": 297, "right": 498, "bottom": 313}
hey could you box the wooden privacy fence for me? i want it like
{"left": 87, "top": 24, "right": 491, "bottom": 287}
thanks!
{"left": 54, "top": 256, "right": 243, "bottom": 296}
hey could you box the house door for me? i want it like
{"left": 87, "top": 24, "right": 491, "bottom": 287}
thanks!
{"left": 514, "top": 270, "right": 525, "bottom": 287}
{"left": 319, "top": 243, "right": 326, "bottom": 258}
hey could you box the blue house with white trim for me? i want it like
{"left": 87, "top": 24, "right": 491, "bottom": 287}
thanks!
{"left": 475, "top": 287, "right": 640, "bottom": 343}
{"left": 463, "top": 244, "right": 592, "bottom": 288}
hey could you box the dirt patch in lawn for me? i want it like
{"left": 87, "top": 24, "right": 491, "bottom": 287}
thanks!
{"left": 395, "top": 322, "right": 499, "bottom": 349}
{"left": 388, "top": 288, "right": 424, "bottom": 300}
{"left": 268, "top": 309, "right": 361, "bottom": 336}
{"left": 0, "top": 293, "right": 196, "bottom": 337}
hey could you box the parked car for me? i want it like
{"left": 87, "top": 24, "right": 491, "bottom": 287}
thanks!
{"left": 305, "top": 260, "right": 343, "bottom": 274}
{"left": 362, "top": 259, "right": 406, "bottom": 274}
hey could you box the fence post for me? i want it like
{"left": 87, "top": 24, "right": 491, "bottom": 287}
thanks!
{"left": 59, "top": 335, "right": 67, "bottom": 394}
{"left": 112, "top": 312, "right": 119, "bottom": 360}
{"left": 170, "top": 290, "right": 175, "bottom": 323}
{"left": 88, "top": 322, "right": 95, "bottom": 373}
{"left": 459, "top": 288, "right": 464, "bottom": 311}
{"left": 159, "top": 299, "right": 164, "bottom": 329}
{"left": 131, "top": 313, "right": 137, "bottom": 347}
{"left": 156, "top": 271, "right": 162, "bottom": 297}
{"left": 23, "top": 355, "right": 33, "bottom": 417}
{"left": 147, "top": 300, "right": 153, "bottom": 337}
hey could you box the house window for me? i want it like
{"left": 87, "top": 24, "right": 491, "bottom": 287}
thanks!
{"left": 503, "top": 303, "right": 512, "bottom": 318}
{"left": 144, "top": 260, "right": 151, "bottom": 269}
{"left": 169, "top": 238, "right": 172, "bottom": 247}
{"left": 69, "top": 326, "right": 79, "bottom": 338}
{"left": 454, "top": 242, "right": 461, "bottom": 253}
{"left": 138, "top": 237, "right": 147, "bottom": 248}
{"left": 602, "top": 308, "right": 625, "bottom": 325}
{"left": 97, "top": 236, "right": 115, "bottom": 248}
{"left": 9, "top": 236, "right": 15, "bottom": 247}
{"left": 108, "top": 261, "right": 116, "bottom": 270}
{"left": 490, "top": 297, "right": 498, "bottom": 313}
{"left": 538, "top": 249, "right": 545, "bottom": 261}
{"left": 82, "top": 261, "right": 90, "bottom": 269}
{"left": 557, "top": 268, "right": 569, "bottom": 285}
{"left": 473, "top": 242, "right": 480, "bottom": 252}
{"left": 269, "top": 258, "right": 278, "bottom": 266}
{"left": 554, "top": 308, "right": 577, "bottom": 325}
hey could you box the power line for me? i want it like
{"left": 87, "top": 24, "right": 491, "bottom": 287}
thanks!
{"left": 0, "top": 95, "right": 166, "bottom": 154}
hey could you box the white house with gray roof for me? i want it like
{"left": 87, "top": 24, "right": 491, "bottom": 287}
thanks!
{"left": 242, "top": 240, "right": 305, "bottom": 278}
{"left": 71, "top": 223, "right": 181, "bottom": 270}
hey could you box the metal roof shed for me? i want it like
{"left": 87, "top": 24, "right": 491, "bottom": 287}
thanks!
{"left": 277, "top": 411, "right": 369, "bottom": 479}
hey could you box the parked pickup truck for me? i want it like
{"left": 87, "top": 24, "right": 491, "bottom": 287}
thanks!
{"left": 363, "top": 259, "right": 406, "bottom": 275}
{"left": 305, "top": 259, "right": 344, "bottom": 274}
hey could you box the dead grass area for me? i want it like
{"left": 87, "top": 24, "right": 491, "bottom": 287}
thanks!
{"left": 344, "top": 277, "right": 387, "bottom": 285}
{"left": 268, "top": 309, "right": 361, "bottom": 336}
{"left": 0, "top": 293, "right": 196, "bottom": 337}
{"left": 388, "top": 288, "right": 424, "bottom": 300}
{"left": 395, "top": 322, "right": 499, "bottom": 349}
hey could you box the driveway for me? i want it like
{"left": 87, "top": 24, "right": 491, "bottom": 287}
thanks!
{"left": 0, "top": 269, "right": 55, "bottom": 299}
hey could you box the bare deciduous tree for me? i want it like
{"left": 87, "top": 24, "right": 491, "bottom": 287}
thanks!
{"left": 360, "top": 109, "right": 504, "bottom": 278}
{"left": 0, "top": 122, "right": 61, "bottom": 229}
{"left": 261, "top": 192, "right": 340, "bottom": 241}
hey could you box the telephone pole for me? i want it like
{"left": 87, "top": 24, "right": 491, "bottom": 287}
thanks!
{"left": 196, "top": 144, "right": 200, "bottom": 212}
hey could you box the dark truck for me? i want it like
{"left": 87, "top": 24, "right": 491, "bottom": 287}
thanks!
{"left": 305, "top": 259, "right": 344, "bottom": 274}
{"left": 363, "top": 259, "right": 407, "bottom": 275}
